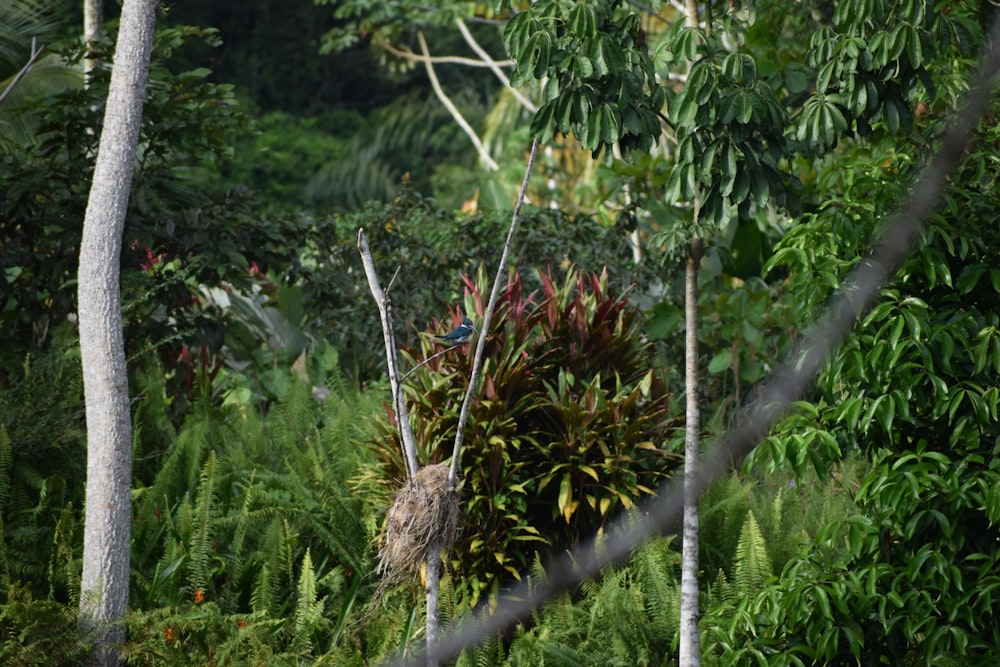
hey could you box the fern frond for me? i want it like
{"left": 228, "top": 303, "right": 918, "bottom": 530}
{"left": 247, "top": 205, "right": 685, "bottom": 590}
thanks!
{"left": 0, "top": 425, "right": 12, "bottom": 508}
{"left": 187, "top": 450, "right": 219, "bottom": 594}
{"left": 251, "top": 562, "right": 273, "bottom": 616}
{"left": 292, "top": 548, "right": 327, "bottom": 652}
{"left": 734, "top": 510, "right": 773, "bottom": 597}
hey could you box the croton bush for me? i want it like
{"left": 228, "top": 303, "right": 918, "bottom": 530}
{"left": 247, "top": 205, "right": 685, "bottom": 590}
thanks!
{"left": 362, "top": 266, "right": 680, "bottom": 604}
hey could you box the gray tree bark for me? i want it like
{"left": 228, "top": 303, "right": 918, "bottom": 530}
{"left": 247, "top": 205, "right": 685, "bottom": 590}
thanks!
{"left": 83, "top": 0, "right": 103, "bottom": 78}
{"left": 679, "top": 234, "right": 702, "bottom": 667}
{"left": 77, "top": 1, "right": 158, "bottom": 664}
{"left": 679, "top": 1, "right": 703, "bottom": 664}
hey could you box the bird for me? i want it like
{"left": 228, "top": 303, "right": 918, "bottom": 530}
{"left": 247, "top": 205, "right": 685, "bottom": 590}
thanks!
{"left": 437, "top": 317, "right": 476, "bottom": 345}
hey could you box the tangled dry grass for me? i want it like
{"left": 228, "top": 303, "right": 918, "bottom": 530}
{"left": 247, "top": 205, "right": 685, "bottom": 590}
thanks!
{"left": 377, "top": 463, "right": 461, "bottom": 586}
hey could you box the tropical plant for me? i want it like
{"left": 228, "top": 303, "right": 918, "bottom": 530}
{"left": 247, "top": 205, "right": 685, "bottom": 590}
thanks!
{"left": 703, "top": 33, "right": 1000, "bottom": 663}
{"left": 1, "top": 25, "right": 315, "bottom": 420}
{"left": 0, "top": 324, "right": 85, "bottom": 604}
{"left": 359, "top": 266, "right": 680, "bottom": 606}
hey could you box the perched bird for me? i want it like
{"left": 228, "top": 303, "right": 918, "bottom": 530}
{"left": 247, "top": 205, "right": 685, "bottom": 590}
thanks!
{"left": 437, "top": 317, "right": 476, "bottom": 345}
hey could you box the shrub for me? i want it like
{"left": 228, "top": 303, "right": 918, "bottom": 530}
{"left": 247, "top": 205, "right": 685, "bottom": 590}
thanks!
{"left": 361, "top": 266, "right": 680, "bottom": 604}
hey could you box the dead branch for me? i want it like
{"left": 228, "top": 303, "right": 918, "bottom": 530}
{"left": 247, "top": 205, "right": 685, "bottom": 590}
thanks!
{"left": 0, "top": 44, "right": 47, "bottom": 108}
{"left": 381, "top": 39, "right": 515, "bottom": 68}
{"left": 357, "top": 229, "right": 420, "bottom": 480}
{"left": 454, "top": 18, "right": 537, "bottom": 113}
{"left": 417, "top": 31, "right": 500, "bottom": 172}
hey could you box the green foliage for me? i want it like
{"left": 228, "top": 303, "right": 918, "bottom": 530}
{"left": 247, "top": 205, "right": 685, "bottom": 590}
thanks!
{"left": 132, "top": 373, "right": 373, "bottom": 608}
{"left": 732, "top": 510, "right": 771, "bottom": 598}
{"left": 211, "top": 109, "right": 358, "bottom": 213}
{"left": 660, "top": 19, "right": 792, "bottom": 233}
{"left": 0, "top": 0, "right": 80, "bottom": 153}
{"left": 304, "top": 92, "right": 477, "bottom": 212}
{"left": 292, "top": 187, "right": 656, "bottom": 380}
{"left": 796, "top": 1, "right": 978, "bottom": 146}
{"left": 0, "top": 324, "right": 83, "bottom": 603}
{"left": 0, "top": 26, "right": 311, "bottom": 416}
{"left": 362, "top": 266, "right": 679, "bottom": 605}
{"left": 705, "top": 64, "right": 1000, "bottom": 665}
{"left": 319, "top": 0, "right": 481, "bottom": 53}
{"left": 0, "top": 582, "right": 94, "bottom": 667}
{"left": 504, "top": 0, "right": 664, "bottom": 157}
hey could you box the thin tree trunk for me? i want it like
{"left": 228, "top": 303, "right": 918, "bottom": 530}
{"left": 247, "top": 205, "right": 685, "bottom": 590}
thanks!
{"left": 77, "top": 1, "right": 157, "bottom": 664}
{"left": 83, "top": 0, "right": 103, "bottom": 80}
{"left": 679, "top": 2, "right": 702, "bottom": 665}
{"left": 679, "top": 234, "right": 703, "bottom": 667}
{"left": 426, "top": 537, "right": 441, "bottom": 667}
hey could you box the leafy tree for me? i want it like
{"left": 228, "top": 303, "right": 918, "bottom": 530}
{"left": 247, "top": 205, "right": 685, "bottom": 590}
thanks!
{"left": 710, "top": 115, "right": 1000, "bottom": 664}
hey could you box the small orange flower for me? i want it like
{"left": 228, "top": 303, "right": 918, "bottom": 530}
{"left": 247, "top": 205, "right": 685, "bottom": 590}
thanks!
{"left": 194, "top": 588, "right": 205, "bottom": 604}
{"left": 237, "top": 620, "right": 246, "bottom": 629}
{"left": 165, "top": 627, "right": 174, "bottom": 642}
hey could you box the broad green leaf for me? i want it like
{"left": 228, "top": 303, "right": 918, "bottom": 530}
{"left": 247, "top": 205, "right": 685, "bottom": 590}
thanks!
{"left": 708, "top": 348, "right": 734, "bottom": 374}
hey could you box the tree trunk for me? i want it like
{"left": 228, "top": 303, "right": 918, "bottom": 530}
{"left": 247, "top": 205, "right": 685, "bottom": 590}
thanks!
{"left": 679, "top": 2, "right": 703, "bottom": 664}
{"left": 679, "top": 234, "right": 702, "bottom": 667}
{"left": 77, "top": 1, "right": 157, "bottom": 664}
{"left": 83, "top": 0, "right": 103, "bottom": 79}
{"left": 426, "top": 537, "right": 441, "bottom": 667}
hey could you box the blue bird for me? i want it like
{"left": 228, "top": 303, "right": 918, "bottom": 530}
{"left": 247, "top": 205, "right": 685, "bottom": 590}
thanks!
{"left": 438, "top": 317, "right": 476, "bottom": 345}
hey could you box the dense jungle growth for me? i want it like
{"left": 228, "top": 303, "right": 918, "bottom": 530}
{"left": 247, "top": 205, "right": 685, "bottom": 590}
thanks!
{"left": 2, "top": 0, "right": 1000, "bottom": 664}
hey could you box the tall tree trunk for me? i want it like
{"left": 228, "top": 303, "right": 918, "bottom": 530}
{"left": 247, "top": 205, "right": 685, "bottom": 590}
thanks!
{"left": 77, "top": 1, "right": 157, "bottom": 664}
{"left": 83, "top": 0, "right": 103, "bottom": 79}
{"left": 679, "top": 234, "right": 702, "bottom": 667}
{"left": 679, "top": 2, "right": 702, "bottom": 665}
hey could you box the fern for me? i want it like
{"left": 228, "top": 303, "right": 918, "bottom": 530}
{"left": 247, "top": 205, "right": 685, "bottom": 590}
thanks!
{"left": 455, "top": 631, "right": 508, "bottom": 667}
{"left": 709, "top": 568, "right": 735, "bottom": 609}
{"left": 0, "top": 427, "right": 10, "bottom": 591}
{"left": 631, "top": 534, "right": 681, "bottom": 650}
{"left": 0, "top": 425, "right": 11, "bottom": 509}
{"left": 0, "top": 582, "right": 94, "bottom": 667}
{"left": 46, "top": 503, "right": 79, "bottom": 602}
{"left": 187, "top": 450, "right": 219, "bottom": 596}
{"left": 733, "top": 510, "right": 773, "bottom": 598}
{"left": 145, "top": 409, "right": 213, "bottom": 510}
{"left": 292, "top": 549, "right": 326, "bottom": 652}
{"left": 251, "top": 562, "right": 274, "bottom": 616}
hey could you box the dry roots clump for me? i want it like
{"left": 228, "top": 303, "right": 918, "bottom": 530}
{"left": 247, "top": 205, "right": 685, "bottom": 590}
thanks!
{"left": 378, "top": 463, "right": 460, "bottom": 585}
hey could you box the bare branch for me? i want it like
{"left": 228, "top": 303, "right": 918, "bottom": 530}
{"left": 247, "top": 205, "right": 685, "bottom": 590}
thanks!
{"left": 626, "top": 0, "right": 671, "bottom": 23}
{"left": 357, "top": 229, "right": 420, "bottom": 480}
{"left": 448, "top": 139, "right": 539, "bottom": 488}
{"left": 417, "top": 31, "right": 501, "bottom": 172}
{"left": 381, "top": 39, "right": 515, "bottom": 68}
{"left": 455, "top": 18, "right": 537, "bottom": 113}
{"left": 0, "top": 45, "right": 47, "bottom": 108}
{"left": 400, "top": 343, "right": 465, "bottom": 383}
